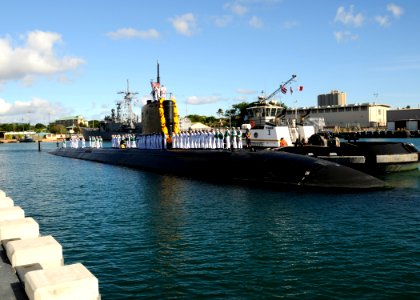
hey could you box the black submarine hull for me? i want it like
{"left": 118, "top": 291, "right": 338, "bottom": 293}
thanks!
{"left": 49, "top": 147, "right": 388, "bottom": 191}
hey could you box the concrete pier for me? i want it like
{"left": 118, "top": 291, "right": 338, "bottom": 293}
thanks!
{"left": 0, "top": 189, "right": 100, "bottom": 300}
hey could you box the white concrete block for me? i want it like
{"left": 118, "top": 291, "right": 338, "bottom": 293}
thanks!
{"left": 25, "top": 263, "right": 100, "bottom": 300}
{"left": 0, "top": 206, "right": 25, "bottom": 221}
{"left": 0, "top": 217, "right": 39, "bottom": 241}
{"left": 5, "top": 235, "right": 63, "bottom": 269}
{"left": 0, "top": 189, "right": 6, "bottom": 198}
{"left": 0, "top": 196, "right": 14, "bottom": 208}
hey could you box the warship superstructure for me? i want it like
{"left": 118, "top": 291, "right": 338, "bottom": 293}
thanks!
{"left": 81, "top": 80, "right": 141, "bottom": 140}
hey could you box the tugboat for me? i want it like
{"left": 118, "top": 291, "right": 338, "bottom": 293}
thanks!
{"left": 50, "top": 66, "right": 390, "bottom": 191}
{"left": 19, "top": 134, "right": 35, "bottom": 143}
{"left": 244, "top": 76, "right": 420, "bottom": 174}
{"left": 81, "top": 80, "right": 141, "bottom": 141}
{"left": 245, "top": 75, "right": 316, "bottom": 148}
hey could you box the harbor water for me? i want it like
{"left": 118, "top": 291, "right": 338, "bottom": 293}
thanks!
{"left": 0, "top": 140, "right": 419, "bottom": 299}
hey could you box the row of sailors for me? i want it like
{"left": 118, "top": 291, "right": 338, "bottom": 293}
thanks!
{"left": 111, "top": 134, "right": 137, "bottom": 148}
{"left": 62, "top": 136, "right": 104, "bottom": 149}
{"left": 110, "top": 128, "right": 244, "bottom": 150}
{"left": 111, "top": 134, "right": 166, "bottom": 150}
{"left": 172, "top": 128, "right": 243, "bottom": 149}
{"left": 66, "top": 128, "right": 244, "bottom": 150}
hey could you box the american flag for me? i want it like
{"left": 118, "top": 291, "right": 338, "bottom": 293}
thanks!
{"left": 151, "top": 82, "right": 160, "bottom": 88}
{"left": 281, "top": 85, "right": 287, "bottom": 94}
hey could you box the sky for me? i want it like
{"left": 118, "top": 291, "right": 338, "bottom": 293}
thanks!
{"left": 0, "top": 0, "right": 419, "bottom": 125}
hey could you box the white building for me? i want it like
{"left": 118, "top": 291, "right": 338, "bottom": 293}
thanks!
{"left": 286, "top": 103, "right": 390, "bottom": 129}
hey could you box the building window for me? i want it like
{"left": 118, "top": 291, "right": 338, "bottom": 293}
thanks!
{"left": 346, "top": 107, "right": 351, "bottom": 111}
{"left": 378, "top": 109, "right": 381, "bottom": 115}
{"left": 361, "top": 106, "right": 367, "bottom": 111}
{"left": 339, "top": 108, "right": 344, "bottom": 112}
{"left": 352, "top": 107, "right": 359, "bottom": 111}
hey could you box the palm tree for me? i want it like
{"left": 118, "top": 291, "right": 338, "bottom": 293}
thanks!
{"left": 217, "top": 108, "right": 224, "bottom": 126}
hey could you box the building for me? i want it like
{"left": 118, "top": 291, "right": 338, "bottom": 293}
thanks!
{"left": 286, "top": 103, "right": 390, "bottom": 129}
{"left": 317, "top": 90, "right": 346, "bottom": 107}
{"left": 387, "top": 108, "right": 420, "bottom": 131}
{"left": 53, "top": 116, "right": 88, "bottom": 131}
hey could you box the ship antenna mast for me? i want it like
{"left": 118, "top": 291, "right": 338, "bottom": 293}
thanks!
{"left": 117, "top": 80, "right": 138, "bottom": 127}
{"left": 157, "top": 60, "right": 160, "bottom": 84}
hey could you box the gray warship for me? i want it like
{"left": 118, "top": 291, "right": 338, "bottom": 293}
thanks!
{"left": 81, "top": 80, "right": 141, "bottom": 141}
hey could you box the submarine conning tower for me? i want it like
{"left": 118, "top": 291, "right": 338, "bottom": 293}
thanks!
{"left": 141, "top": 62, "right": 180, "bottom": 136}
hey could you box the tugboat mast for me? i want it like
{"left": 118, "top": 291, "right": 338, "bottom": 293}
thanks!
{"left": 261, "top": 74, "right": 297, "bottom": 103}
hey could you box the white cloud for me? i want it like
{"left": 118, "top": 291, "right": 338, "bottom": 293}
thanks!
{"left": 375, "top": 15, "right": 391, "bottom": 27}
{"left": 387, "top": 3, "right": 403, "bottom": 18}
{"left": 224, "top": 2, "right": 248, "bottom": 16}
{"left": 249, "top": 16, "right": 263, "bottom": 28}
{"left": 334, "top": 31, "right": 359, "bottom": 43}
{"left": 186, "top": 95, "right": 224, "bottom": 105}
{"left": 106, "top": 28, "right": 160, "bottom": 39}
{"left": 169, "top": 13, "right": 197, "bottom": 36}
{"left": 334, "top": 5, "right": 364, "bottom": 27}
{"left": 0, "top": 31, "right": 84, "bottom": 85}
{"left": 0, "top": 97, "right": 71, "bottom": 124}
{"left": 282, "top": 21, "right": 299, "bottom": 29}
{"left": 213, "top": 15, "right": 233, "bottom": 27}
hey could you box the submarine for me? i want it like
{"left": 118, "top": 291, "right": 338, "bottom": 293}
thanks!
{"left": 51, "top": 147, "right": 388, "bottom": 191}
{"left": 50, "top": 63, "right": 388, "bottom": 191}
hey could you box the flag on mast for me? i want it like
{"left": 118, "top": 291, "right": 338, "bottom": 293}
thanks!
{"left": 281, "top": 85, "right": 287, "bottom": 94}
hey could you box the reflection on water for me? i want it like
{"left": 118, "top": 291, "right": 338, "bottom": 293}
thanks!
{"left": 380, "top": 169, "right": 420, "bottom": 189}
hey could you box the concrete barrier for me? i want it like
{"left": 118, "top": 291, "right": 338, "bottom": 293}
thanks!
{"left": 0, "top": 196, "right": 14, "bottom": 208}
{"left": 0, "top": 217, "right": 40, "bottom": 241}
{"left": 5, "top": 235, "right": 63, "bottom": 269}
{"left": 25, "top": 263, "right": 100, "bottom": 300}
{"left": 0, "top": 189, "right": 100, "bottom": 299}
{"left": 0, "top": 206, "right": 25, "bottom": 221}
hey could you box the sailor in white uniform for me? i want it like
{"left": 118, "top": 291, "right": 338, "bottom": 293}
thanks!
{"left": 171, "top": 132, "right": 177, "bottom": 149}
{"left": 231, "top": 128, "right": 237, "bottom": 149}
{"left": 215, "top": 129, "right": 220, "bottom": 149}
{"left": 224, "top": 128, "right": 231, "bottom": 149}
{"left": 237, "top": 127, "right": 243, "bottom": 149}
{"left": 131, "top": 135, "right": 136, "bottom": 148}
{"left": 162, "top": 133, "right": 167, "bottom": 149}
